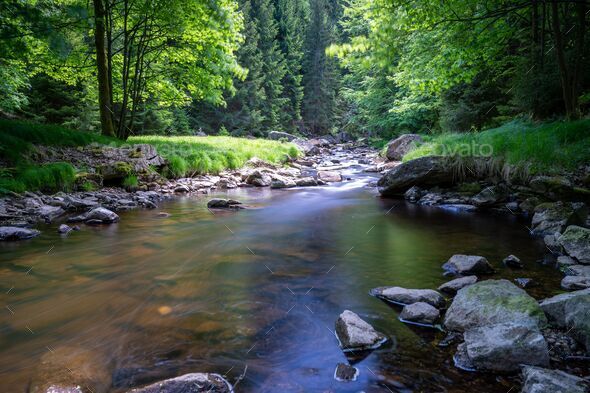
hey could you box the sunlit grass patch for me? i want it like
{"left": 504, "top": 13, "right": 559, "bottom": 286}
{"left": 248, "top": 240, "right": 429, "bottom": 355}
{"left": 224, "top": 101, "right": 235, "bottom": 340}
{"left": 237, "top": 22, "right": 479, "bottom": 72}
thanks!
{"left": 404, "top": 120, "right": 590, "bottom": 173}
{"left": 130, "top": 135, "right": 300, "bottom": 177}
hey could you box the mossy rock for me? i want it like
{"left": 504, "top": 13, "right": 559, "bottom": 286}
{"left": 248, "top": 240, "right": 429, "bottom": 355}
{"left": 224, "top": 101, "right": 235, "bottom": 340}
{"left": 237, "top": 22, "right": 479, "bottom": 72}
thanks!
{"left": 444, "top": 279, "right": 548, "bottom": 332}
{"left": 74, "top": 172, "right": 103, "bottom": 191}
{"left": 98, "top": 161, "right": 134, "bottom": 180}
{"left": 559, "top": 225, "right": 590, "bottom": 264}
{"left": 128, "top": 148, "right": 143, "bottom": 159}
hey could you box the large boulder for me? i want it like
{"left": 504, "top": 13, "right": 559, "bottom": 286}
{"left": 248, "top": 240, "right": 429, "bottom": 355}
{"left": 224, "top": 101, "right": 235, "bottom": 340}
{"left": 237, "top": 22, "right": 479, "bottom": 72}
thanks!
{"left": 0, "top": 226, "right": 40, "bottom": 241}
{"left": 521, "top": 366, "right": 590, "bottom": 393}
{"left": 539, "top": 288, "right": 590, "bottom": 327}
{"left": 317, "top": 171, "right": 342, "bottom": 182}
{"left": 442, "top": 255, "right": 493, "bottom": 275}
{"left": 129, "top": 373, "right": 233, "bottom": 393}
{"left": 245, "top": 169, "right": 272, "bottom": 187}
{"left": 293, "top": 139, "right": 321, "bottom": 156}
{"left": 456, "top": 323, "right": 549, "bottom": 372}
{"left": 444, "top": 280, "right": 547, "bottom": 332}
{"left": 270, "top": 176, "right": 297, "bottom": 189}
{"left": 268, "top": 131, "right": 297, "bottom": 142}
{"left": 438, "top": 276, "right": 478, "bottom": 295}
{"left": 564, "top": 293, "right": 590, "bottom": 352}
{"left": 399, "top": 302, "right": 440, "bottom": 325}
{"left": 377, "top": 156, "right": 454, "bottom": 197}
{"left": 68, "top": 207, "right": 119, "bottom": 224}
{"left": 558, "top": 226, "right": 590, "bottom": 264}
{"left": 370, "top": 286, "right": 445, "bottom": 308}
{"left": 385, "top": 134, "right": 423, "bottom": 161}
{"left": 335, "top": 310, "right": 387, "bottom": 352}
{"left": 531, "top": 202, "right": 588, "bottom": 236}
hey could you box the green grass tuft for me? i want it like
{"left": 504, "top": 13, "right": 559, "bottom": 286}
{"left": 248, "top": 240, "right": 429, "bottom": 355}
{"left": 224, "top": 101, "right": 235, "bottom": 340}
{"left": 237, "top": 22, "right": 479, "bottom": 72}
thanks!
{"left": 404, "top": 120, "right": 590, "bottom": 173}
{"left": 122, "top": 174, "right": 139, "bottom": 188}
{"left": 131, "top": 135, "right": 300, "bottom": 178}
{"left": 0, "top": 162, "right": 77, "bottom": 194}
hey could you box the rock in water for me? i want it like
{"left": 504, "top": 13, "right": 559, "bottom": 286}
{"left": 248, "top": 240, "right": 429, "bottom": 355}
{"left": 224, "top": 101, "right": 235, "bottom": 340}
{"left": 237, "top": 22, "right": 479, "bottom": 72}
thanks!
{"left": 456, "top": 323, "right": 549, "bottom": 372}
{"left": 57, "top": 224, "right": 73, "bottom": 234}
{"left": 377, "top": 156, "right": 454, "bottom": 197}
{"left": 129, "top": 373, "right": 233, "bottom": 393}
{"left": 206, "top": 199, "right": 243, "bottom": 209}
{"left": 270, "top": 177, "right": 297, "bottom": 189}
{"left": 68, "top": 207, "right": 119, "bottom": 224}
{"left": 521, "top": 366, "right": 590, "bottom": 393}
{"left": 0, "top": 226, "right": 40, "bottom": 241}
{"left": 246, "top": 169, "right": 272, "bottom": 187}
{"left": 444, "top": 279, "right": 547, "bottom": 332}
{"left": 503, "top": 254, "right": 523, "bottom": 268}
{"left": 564, "top": 293, "right": 590, "bottom": 352}
{"left": 335, "top": 310, "right": 387, "bottom": 351}
{"left": 295, "top": 177, "right": 318, "bottom": 187}
{"left": 559, "top": 225, "right": 590, "bottom": 264}
{"left": 317, "top": 171, "right": 342, "bottom": 182}
{"left": 333, "top": 363, "right": 359, "bottom": 382}
{"left": 539, "top": 288, "right": 590, "bottom": 327}
{"left": 438, "top": 276, "right": 478, "bottom": 295}
{"left": 531, "top": 202, "right": 588, "bottom": 236}
{"left": 399, "top": 302, "right": 440, "bottom": 326}
{"left": 385, "top": 134, "right": 423, "bottom": 161}
{"left": 562, "top": 276, "right": 590, "bottom": 290}
{"left": 442, "top": 255, "right": 493, "bottom": 275}
{"left": 370, "top": 287, "right": 445, "bottom": 308}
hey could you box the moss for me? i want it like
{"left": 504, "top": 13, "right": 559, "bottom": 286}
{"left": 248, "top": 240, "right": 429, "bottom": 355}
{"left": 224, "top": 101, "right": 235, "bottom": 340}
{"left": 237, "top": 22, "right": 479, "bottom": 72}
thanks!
{"left": 457, "top": 182, "right": 482, "bottom": 194}
{"left": 128, "top": 149, "right": 143, "bottom": 159}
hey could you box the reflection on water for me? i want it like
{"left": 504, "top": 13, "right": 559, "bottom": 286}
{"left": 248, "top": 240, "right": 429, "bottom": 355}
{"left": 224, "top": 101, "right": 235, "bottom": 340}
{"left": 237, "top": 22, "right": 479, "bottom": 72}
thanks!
{"left": 0, "top": 172, "right": 560, "bottom": 392}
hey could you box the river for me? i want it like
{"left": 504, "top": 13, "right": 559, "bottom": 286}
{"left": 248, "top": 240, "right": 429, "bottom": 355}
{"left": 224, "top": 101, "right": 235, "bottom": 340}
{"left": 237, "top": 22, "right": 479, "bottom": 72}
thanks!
{"left": 0, "top": 154, "right": 562, "bottom": 392}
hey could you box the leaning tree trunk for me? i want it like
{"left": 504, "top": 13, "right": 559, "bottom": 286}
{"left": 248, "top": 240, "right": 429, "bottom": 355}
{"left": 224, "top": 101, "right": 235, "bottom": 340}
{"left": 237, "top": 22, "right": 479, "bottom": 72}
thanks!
{"left": 93, "top": 0, "right": 116, "bottom": 137}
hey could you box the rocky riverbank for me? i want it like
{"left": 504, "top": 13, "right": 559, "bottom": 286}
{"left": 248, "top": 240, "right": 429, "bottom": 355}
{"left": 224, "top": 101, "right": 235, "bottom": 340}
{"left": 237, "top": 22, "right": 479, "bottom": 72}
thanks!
{"left": 0, "top": 137, "right": 380, "bottom": 240}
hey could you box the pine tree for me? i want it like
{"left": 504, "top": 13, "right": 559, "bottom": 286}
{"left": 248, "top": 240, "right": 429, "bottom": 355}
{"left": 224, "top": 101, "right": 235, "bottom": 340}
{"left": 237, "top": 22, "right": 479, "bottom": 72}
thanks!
{"left": 301, "top": 0, "right": 341, "bottom": 134}
{"left": 276, "top": 0, "right": 309, "bottom": 131}
{"left": 254, "top": 0, "right": 288, "bottom": 130}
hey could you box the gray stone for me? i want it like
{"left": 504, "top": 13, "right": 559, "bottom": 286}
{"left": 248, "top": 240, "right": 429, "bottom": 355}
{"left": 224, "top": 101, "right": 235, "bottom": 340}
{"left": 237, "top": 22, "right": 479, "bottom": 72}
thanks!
{"left": 174, "top": 184, "right": 190, "bottom": 193}
{"left": 295, "top": 177, "right": 318, "bottom": 187}
{"left": 444, "top": 279, "right": 547, "bottom": 332}
{"left": 564, "top": 294, "right": 590, "bottom": 352}
{"left": 385, "top": 134, "right": 423, "bottom": 161}
{"left": 0, "top": 226, "right": 40, "bottom": 241}
{"left": 38, "top": 205, "right": 65, "bottom": 222}
{"left": 404, "top": 186, "right": 423, "bottom": 202}
{"left": 539, "top": 288, "right": 590, "bottom": 327}
{"left": 333, "top": 363, "right": 359, "bottom": 382}
{"left": 503, "top": 254, "right": 523, "bottom": 268}
{"left": 206, "top": 199, "right": 242, "bottom": 209}
{"left": 377, "top": 156, "right": 455, "bottom": 197}
{"left": 566, "top": 265, "right": 590, "bottom": 277}
{"left": 370, "top": 286, "right": 445, "bottom": 308}
{"left": 129, "top": 373, "right": 233, "bottom": 393}
{"left": 559, "top": 225, "right": 590, "bottom": 264}
{"left": 557, "top": 256, "right": 578, "bottom": 269}
{"left": 515, "top": 278, "right": 536, "bottom": 288}
{"left": 335, "top": 310, "right": 387, "bottom": 351}
{"left": 317, "top": 171, "right": 342, "bottom": 182}
{"left": 471, "top": 186, "right": 505, "bottom": 207}
{"left": 442, "top": 255, "right": 493, "bottom": 275}
{"left": 245, "top": 170, "right": 272, "bottom": 187}
{"left": 562, "top": 276, "right": 590, "bottom": 290}
{"left": 521, "top": 366, "right": 589, "bottom": 393}
{"left": 57, "top": 224, "right": 72, "bottom": 234}
{"left": 458, "top": 323, "right": 549, "bottom": 372}
{"left": 64, "top": 196, "right": 99, "bottom": 210}
{"left": 68, "top": 207, "right": 119, "bottom": 224}
{"left": 438, "top": 276, "right": 478, "bottom": 295}
{"left": 399, "top": 302, "right": 440, "bottom": 325}
{"left": 268, "top": 131, "right": 297, "bottom": 142}
{"left": 270, "top": 177, "right": 297, "bottom": 189}
{"left": 531, "top": 202, "right": 588, "bottom": 236}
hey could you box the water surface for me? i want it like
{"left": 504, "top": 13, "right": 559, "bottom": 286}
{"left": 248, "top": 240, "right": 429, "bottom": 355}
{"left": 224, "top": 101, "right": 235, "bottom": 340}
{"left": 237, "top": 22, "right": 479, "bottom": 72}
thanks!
{"left": 0, "top": 166, "right": 561, "bottom": 392}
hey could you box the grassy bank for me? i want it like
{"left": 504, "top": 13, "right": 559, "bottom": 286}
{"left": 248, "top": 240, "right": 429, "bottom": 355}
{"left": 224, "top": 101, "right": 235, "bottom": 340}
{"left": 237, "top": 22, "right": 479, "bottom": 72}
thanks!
{"left": 130, "top": 135, "right": 299, "bottom": 177}
{"left": 0, "top": 119, "right": 300, "bottom": 193}
{"left": 404, "top": 120, "right": 590, "bottom": 173}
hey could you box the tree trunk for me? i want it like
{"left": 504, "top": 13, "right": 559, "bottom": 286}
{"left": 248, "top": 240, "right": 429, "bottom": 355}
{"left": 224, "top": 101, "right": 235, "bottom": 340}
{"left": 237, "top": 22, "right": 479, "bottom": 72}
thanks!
{"left": 551, "top": 0, "right": 583, "bottom": 119}
{"left": 93, "top": 0, "right": 116, "bottom": 137}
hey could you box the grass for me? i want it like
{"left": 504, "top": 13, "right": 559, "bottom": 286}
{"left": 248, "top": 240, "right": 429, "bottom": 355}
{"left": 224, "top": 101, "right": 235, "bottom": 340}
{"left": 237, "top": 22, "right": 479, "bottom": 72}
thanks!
{"left": 404, "top": 120, "right": 590, "bottom": 174}
{"left": 130, "top": 135, "right": 300, "bottom": 177}
{"left": 0, "top": 162, "right": 77, "bottom": 194}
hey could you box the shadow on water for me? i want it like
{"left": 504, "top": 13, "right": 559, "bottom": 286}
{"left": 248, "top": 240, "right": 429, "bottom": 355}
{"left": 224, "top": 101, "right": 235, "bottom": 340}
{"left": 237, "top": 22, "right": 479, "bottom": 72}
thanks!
{"left": 0, "top": 170, "right": 562, "bottom": 392}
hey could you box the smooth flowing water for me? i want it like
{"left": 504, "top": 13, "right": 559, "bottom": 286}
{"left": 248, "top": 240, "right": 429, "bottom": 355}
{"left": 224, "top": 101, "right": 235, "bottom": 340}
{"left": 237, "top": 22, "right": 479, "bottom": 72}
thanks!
{"left": 0, "top": 163, "right": 562, "bottom": 392}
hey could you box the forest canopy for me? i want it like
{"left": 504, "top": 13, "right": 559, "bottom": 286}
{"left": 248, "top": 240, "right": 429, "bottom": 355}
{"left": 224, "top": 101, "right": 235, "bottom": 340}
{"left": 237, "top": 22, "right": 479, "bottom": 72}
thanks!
{"left": 1, "top": 0, "right": 588, "bottom": 140}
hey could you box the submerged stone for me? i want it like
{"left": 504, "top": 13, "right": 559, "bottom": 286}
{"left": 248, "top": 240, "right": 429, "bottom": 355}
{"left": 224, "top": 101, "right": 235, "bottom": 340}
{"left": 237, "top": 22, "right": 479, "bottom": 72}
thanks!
{"left": 335, "top": 310, "right": 387, "bottom": 352}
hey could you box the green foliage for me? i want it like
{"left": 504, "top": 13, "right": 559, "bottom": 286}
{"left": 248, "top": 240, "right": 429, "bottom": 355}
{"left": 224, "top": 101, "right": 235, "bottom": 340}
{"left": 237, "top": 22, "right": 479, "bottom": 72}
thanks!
{"left": 405, "top": 120, "right": 590, "bottom": 173}
{"left": 0, "top": 162, "right": 77, "bottom": 194}
{"left": 131, "top": 135, "right": 299, "bottom": 176}
{"left": 122, "top": 175, "right": 139, "bottom": 188}
{"left": 0, "top": 119, "right": 117, "bottom": 164}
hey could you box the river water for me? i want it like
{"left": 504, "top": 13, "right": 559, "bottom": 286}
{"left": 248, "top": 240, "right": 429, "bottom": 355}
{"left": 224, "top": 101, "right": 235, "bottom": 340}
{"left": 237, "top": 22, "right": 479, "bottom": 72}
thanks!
{"left": 0, "top": 158, "right": 563, "bottom": 392}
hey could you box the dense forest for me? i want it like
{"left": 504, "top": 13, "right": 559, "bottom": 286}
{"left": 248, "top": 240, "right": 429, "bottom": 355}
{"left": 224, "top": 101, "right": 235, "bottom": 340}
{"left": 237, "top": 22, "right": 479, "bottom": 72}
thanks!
{"left": 1, "top": 0, "right": 588, "bottom": 140}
